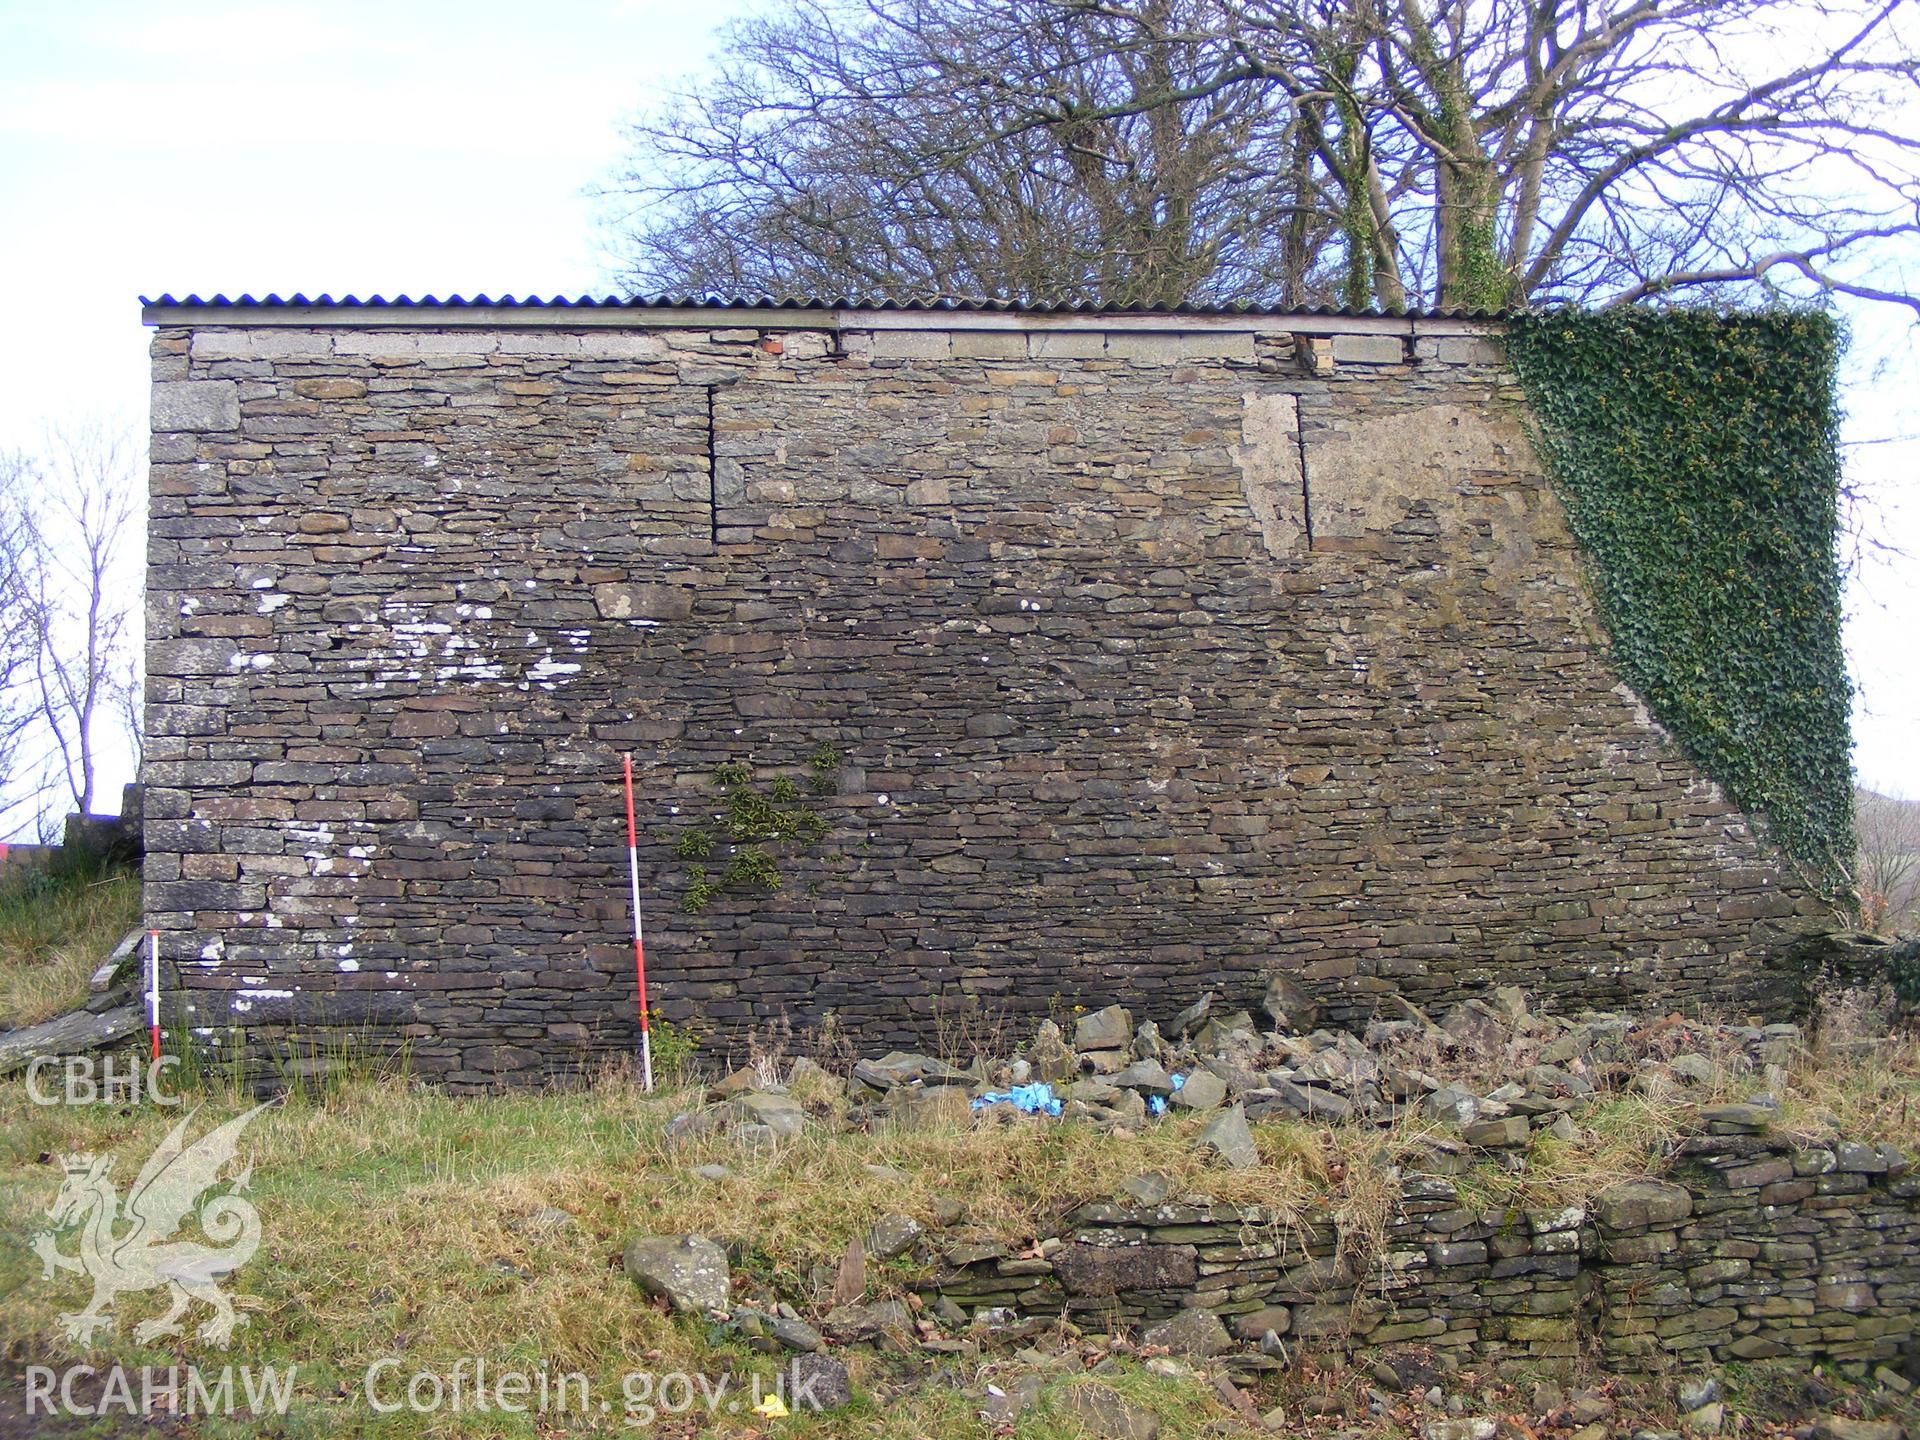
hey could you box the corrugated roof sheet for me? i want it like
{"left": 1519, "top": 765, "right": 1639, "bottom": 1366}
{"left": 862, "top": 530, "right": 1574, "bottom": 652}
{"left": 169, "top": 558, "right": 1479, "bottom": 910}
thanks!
{"left": 140, "top": 292, "right": 1509, "bottom": 320}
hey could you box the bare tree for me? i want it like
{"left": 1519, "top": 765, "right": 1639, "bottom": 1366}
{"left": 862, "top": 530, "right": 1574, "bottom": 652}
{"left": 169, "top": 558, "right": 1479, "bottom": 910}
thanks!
{"left": 1, "top": 424, "right": 143, "bottom": 834}
{"left": 1856, "top": 787, "right": 1920, "bottom": 933}
{"left": 606, "top": 0, "right": 1920, "bottom": 314}
{"left": 0, "top": 453, "right": 42, "bottom": 833}
{"left": 607, "top": 0, "right": 1351, "bottom": 305}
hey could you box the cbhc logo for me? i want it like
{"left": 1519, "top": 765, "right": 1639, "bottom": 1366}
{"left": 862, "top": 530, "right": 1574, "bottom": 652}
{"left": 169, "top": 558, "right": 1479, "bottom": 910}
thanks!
{"left": 25, "top": 1056, "right": 183, "bottom": 1107}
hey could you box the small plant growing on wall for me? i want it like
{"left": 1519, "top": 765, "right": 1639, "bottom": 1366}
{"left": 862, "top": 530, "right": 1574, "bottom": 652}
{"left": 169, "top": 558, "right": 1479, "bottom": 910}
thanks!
{"left": 641, "top": 1009, "right": 700, "bottom": 1080}
{"left": 676, "top": 754, "right": 835, "bottom": 914}
{"left": 807, "top": 741, "right": 840, "bottom": 794}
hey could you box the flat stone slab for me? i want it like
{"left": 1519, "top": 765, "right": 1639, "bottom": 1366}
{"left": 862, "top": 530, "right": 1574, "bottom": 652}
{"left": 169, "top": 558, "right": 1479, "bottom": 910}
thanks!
{"left": 1196, "top": 1103, "right": 1259, "bottom": 1168}
{"left": 1059, "top": 1382, "right": 1161, "bottom": 1440}
{"left": 1141, "top": 1306, "right": 1231, "bottom": 1358}
{"left": 0, "top": 1004, "right": 141, "bottom": 1077}
{"left": 1075, "top": 1005, "right": 1134, "bottom": 1052}
{"left": 852, "top": 1052, "right": 972, "bottom": 1088}
{"left": 1054, "top": 1240, "right": 1197, "bottom": 1296}
{"left": 89, "top": 928, "right": 144, "bottom": 993}
{"left": 1593, "top": 1179, "right": 1693, "bottom": 1230}
{"left": 623, "top": 1234, "right": 730, "bottom": 1314}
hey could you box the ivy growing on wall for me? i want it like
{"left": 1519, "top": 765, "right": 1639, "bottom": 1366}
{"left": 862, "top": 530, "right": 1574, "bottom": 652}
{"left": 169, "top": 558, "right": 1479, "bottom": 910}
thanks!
{"left": 1505, "top": 308, "right": 1854, "bottom": 894}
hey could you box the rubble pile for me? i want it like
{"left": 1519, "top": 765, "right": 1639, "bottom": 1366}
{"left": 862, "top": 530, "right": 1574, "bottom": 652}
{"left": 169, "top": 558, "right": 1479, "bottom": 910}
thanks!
{"left": 674, "top": 980, "right": 1812, "bottom": 1163}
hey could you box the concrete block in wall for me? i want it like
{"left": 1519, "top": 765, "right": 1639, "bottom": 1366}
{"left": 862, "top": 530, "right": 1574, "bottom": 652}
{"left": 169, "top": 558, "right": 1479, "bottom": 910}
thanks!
{"left": 151, "top": 380, "right": 240, "bottom": 432}
{"left": 781, "top": 331, "right": 835, "bottom": 360}
{"left": 414, "top": 332, "right": 498, "bottom": 355}
{"left": 333, "top": 331, "right": 423, "bottom": 356}
{"left": 869, "top": 330, "right": 952, "bottom": 359}
{"left": 1029, "top": 332, "right": 1106, "bottom": 359}
{"left": 1433, "top": 336, "right": 1505, "bottom": 366}
{"left": 1181, "top": 332, "right": 1257, "bottom": 361}
{"left": 251, "top": 329, "right": 335, "bottom": 359}
{"left": 576, "top": 332, "right": 672, "bottom": 360}
{"left": 1332, "top": 333, "right": 1407, "bottom": 365}
{"left": 188, "top": 330, "right": 335, "bottom": 361}
{"left": 497, "top": 332, "right": 583, "bottom": 355}
{"left": 1106, "top": 333, "right": 1187, "bottom": 363}
{"left": 186, "top": 331, "right": 255, "bottom": 360}
{"left": 951, "top": 332, "right": 1028, "bottom": 360}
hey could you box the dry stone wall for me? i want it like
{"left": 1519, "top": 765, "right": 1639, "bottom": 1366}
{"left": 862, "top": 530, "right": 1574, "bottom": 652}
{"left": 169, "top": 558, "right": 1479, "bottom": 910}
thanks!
{"left": 921, "top": 1135, "right": 1919, "bottom": 1377}
{"left": 142, "top": 307, "right": 1828, "bottom": 1084}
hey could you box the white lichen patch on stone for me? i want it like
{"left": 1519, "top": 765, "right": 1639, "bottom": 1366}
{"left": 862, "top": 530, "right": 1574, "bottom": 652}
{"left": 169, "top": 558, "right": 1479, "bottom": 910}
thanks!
{"left": 366, "top": 599, "right": 508, "bottom": 684}
{"left": 290, "top": 822, "right": 335, "bottom": 854}
{"left": 526, "top": 652, "right": 583, "bottom": 689}
{"left": 316, "top": 848, "right": 373, "bottom": 879}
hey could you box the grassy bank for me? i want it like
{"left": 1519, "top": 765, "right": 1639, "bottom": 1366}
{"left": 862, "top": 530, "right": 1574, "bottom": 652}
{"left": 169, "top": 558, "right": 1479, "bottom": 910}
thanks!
{"left": 0, "top": 864, "right": 140, "bottom": 1027}
{"left": 2, "top": 1018, "right": 1916, "bottom": 1438}
{"left": 0, "top": 1067, "right": 1269, "bottom": 1438}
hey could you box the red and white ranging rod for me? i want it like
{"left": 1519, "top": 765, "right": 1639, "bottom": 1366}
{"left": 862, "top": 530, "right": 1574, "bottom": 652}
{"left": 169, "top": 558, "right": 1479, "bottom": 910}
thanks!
{"left": 147, "top": 929, "right": 162, "bottom": 1062}
{"left": 621, "top": 755, "right": 654, "bottom": 1092}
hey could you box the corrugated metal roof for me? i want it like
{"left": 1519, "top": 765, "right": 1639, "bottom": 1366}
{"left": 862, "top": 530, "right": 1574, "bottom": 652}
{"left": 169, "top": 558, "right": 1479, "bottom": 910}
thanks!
{"left": 139, "top": 292, "right": 1509, "bottom": 320}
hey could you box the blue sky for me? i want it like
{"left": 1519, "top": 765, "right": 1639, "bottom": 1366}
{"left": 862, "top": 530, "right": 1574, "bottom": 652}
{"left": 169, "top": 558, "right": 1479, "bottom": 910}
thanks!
{"left": 1, "top": 0, "right": 1914, "bottom": 810}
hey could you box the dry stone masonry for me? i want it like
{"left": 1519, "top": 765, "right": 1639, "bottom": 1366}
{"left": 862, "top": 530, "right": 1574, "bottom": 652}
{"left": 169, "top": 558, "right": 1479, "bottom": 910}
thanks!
{"left": 908, "top": 1127, "right": 1920, "bottom": 1378}
{"left": 918, "top": 1149, "right": 1920, "bottom": 1377}
{"left": 141, "top": 298, "right": 1832, "bottom": 1082}
{"left": 650, "top": 995, "right": 1917, "bottom": 1384}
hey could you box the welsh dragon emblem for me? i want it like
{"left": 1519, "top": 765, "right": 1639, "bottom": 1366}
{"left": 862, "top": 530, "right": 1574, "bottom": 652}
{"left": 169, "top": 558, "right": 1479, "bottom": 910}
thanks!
{"left": 31, "top": 1101, "right": 274, "bottom": 1347}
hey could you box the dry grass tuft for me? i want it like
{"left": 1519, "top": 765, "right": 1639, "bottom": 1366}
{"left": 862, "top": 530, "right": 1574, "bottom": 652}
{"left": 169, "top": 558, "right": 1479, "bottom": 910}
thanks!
{"left": 0, "top": 866, "right": 140, "bottom": 1026}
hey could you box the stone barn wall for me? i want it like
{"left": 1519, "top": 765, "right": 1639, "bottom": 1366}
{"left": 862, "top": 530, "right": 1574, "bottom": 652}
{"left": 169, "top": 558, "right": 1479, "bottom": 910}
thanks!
{"left": 140, "top": 299, "right": 1828, "bottom": 1085}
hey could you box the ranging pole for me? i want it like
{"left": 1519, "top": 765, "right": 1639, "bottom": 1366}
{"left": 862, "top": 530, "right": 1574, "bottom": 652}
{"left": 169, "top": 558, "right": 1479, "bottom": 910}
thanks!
{"left": 622, "top": 754, "right": 655, "bottom": 1091}
{"left": 147, "top": 930, "right": 162, "bottom": 1062}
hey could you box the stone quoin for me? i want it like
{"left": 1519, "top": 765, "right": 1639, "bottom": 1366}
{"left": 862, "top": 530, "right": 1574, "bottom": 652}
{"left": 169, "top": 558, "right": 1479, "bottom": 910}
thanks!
{"left": 140, "top": 297, "right": 1832, "bottom": 1087}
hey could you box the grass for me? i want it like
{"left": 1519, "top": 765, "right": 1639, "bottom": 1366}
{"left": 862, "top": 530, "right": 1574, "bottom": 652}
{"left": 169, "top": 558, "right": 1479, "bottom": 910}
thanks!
{"left": 0, "top": 862, "right": 141, "bottom": 1026}
{"left": 3, "top": 1017, "right": 1917, "bottom": 1438}
{"left": 0, "top": 1064, "right": 1302, "bottom": 1437}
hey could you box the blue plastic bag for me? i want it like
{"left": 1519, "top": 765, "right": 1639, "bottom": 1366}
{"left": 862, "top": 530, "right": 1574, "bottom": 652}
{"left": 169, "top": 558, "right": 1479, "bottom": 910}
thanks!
{"left": 970, "top": 1082, "right": 1063, "bottom": 1117}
